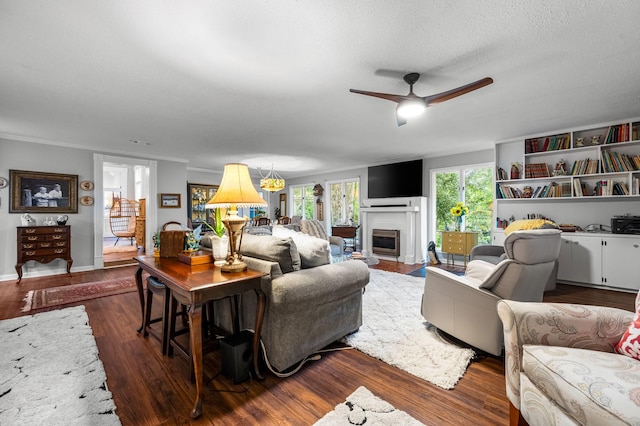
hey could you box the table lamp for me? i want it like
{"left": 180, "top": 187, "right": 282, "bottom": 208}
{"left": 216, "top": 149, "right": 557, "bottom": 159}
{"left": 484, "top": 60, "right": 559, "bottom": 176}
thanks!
{"left": 205, "top": 163, "right": 267, "bottom": 272}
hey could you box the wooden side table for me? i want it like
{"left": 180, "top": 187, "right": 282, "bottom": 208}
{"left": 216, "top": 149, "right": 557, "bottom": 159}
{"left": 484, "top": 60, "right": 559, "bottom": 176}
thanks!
{"left": 441, "top": 231, "right": 478, "bottom": 266}
{"left": 133, "top": 256, "right": 266, "bottom": 419}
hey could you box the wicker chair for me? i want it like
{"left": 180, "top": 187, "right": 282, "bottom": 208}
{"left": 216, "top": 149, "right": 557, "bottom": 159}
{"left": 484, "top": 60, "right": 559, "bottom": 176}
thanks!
{"left": 109, "top": 197, "right": 139, "bottom": 245}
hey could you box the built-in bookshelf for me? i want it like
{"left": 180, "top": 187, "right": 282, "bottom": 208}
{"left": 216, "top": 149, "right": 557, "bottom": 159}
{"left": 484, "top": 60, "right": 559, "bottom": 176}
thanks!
{"left": 495, "top": 119, "right": 640, "bottom": 201}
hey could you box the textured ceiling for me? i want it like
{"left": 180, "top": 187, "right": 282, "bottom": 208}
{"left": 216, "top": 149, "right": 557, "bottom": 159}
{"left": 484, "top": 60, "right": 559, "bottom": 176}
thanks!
{"left": 2, "top": 1, "right": 640, "bottom": 177}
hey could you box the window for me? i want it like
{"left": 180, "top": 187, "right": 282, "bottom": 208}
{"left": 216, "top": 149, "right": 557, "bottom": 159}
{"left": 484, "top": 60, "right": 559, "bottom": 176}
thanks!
{"left": 431, "top": 163, "right": 493, "bottom": 246}
{"left": 290, "top": 184, "right": 315, "bottom": 219}
{"left": 328, "top": 178, "right": 360, "bottom": 226}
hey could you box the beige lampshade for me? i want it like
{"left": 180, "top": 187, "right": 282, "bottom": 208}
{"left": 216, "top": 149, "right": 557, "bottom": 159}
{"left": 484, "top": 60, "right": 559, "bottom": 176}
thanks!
{"left": 205, "top": 163, "right": 267, "bottom": 209}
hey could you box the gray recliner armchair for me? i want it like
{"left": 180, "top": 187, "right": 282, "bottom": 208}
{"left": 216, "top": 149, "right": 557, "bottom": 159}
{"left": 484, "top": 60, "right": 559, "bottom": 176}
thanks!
{"left": 470, "top": 237, "right": 558, "bottom": 292}
{"left": 421, "top": 229, "right": 562, "bottom": 356}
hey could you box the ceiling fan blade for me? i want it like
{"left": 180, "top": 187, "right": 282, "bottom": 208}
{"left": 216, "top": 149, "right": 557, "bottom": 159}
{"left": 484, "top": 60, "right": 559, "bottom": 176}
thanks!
{"left": 423, "top": 77, "right": 493, "bottom": 106}
{"left": 395, "top": 106, "right": 407, "bottom": 127}
{"left": 349, "top": 89, "right": 408, "bottom": 104}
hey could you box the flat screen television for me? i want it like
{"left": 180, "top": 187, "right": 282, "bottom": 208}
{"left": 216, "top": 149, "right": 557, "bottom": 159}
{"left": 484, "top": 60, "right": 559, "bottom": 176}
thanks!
{"left": 368, "top": 159, "right": 423, "bottom": 198}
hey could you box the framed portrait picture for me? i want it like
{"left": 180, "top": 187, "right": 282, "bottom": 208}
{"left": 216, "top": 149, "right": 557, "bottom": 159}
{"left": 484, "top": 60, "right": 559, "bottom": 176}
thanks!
{"left": 10, "top": 169, "right": 78, "bottom": 213}
{"left": 159, "top": 193, "right": 181, "bottom": 208}
{"left": 187, "top": 183, "right": 219, "bottom": 226}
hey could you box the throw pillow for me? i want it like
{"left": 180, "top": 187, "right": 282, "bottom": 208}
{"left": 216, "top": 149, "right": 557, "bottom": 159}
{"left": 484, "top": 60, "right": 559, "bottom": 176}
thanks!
{"left": 240, "top": 233, "right": 301, "bottom": 273}
{"left": 272, "top": 225, "right": 331, "bottom": 269}
{"left": 615, "top": 298, "right": 640, "bottom": 361}
{"left": 504, "top": 219, "right": 558, "bottom": 235}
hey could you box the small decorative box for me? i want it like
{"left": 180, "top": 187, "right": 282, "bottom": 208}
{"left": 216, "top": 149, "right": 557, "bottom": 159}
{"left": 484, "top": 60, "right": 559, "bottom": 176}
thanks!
{"left": 177, "top": 250, "right": 213, "bottom": 265}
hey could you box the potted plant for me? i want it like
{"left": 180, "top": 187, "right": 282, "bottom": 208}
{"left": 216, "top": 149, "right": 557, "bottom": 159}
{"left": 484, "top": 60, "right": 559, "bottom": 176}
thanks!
{"left": 202, "top": 208, "right": 228, "bottom": 266}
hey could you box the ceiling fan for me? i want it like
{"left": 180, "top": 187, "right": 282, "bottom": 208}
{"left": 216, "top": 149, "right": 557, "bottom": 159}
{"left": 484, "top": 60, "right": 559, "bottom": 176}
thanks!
{"left": 349, "top": 73, "right": 493, "bottom": 126}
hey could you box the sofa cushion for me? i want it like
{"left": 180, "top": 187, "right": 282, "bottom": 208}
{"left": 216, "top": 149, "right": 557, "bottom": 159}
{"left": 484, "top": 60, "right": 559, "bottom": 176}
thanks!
{"left": 615, "top": 300, "right": 640, "bottom": 360}
{"left": 272, "top": 225, "right": 331, "bottom": 269}
{"left": 244, "top": 225, "right": 273, "bottom": 235}
{"left": 240, "top": 233, "right": 301, "bottom": 273}
{"left": 522, "top": 345, "right": 640, "bottom": 425}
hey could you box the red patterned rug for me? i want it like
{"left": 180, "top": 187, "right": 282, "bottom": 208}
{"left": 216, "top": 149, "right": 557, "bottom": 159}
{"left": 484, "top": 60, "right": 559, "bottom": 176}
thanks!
{"left": 22, "top": 278, "right": 137, "bottom": 312}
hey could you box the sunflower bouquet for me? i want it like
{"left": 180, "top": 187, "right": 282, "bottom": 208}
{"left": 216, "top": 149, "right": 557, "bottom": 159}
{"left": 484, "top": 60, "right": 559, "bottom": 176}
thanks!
{"left": 450, "top": 202, "right": 469, "bottom": 231}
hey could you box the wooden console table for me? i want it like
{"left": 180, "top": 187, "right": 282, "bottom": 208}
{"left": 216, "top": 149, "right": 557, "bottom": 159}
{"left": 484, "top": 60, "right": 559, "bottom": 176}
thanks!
{"left": 16, "top": 225, "right": 72, "bottom": 284}
{"left": 133, "top": 256, "right": 266, "bottom": 419}
{"left": 441, "top": 231, "right": 478, "bottom": 266}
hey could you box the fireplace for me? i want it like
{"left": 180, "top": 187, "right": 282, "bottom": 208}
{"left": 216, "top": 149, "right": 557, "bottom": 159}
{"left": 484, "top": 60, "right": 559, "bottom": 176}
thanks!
{"left": 360, "top": 196, "right": 427, "bottom": 264}
{"left": 372, "top": 229, "right": 400, "bottom": 257}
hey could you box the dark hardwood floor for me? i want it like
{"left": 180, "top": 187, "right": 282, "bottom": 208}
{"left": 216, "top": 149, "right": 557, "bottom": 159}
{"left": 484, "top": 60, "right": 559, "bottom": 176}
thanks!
{"left": 0, "top": 259, "right": 634, "bottom": 425}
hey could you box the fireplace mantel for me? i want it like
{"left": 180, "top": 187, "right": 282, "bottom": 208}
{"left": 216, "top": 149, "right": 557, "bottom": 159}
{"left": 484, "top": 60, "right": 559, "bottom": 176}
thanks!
{"left": 361, "top": 206, "right": 419, "bottom": 213}
{"left": 360, "top": 197, "right": 427, "bottom": 264}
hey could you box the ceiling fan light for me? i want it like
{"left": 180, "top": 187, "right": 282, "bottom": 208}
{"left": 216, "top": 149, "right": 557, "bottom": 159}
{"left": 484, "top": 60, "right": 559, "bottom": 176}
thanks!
{"left": 397, "top": 100, "right": 426, "bottom": 118}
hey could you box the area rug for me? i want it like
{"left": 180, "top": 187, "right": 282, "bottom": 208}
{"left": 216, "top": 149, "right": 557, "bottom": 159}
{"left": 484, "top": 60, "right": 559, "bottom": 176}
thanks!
{"left": 22, "top": 278, "right": 137, "bottom": 312}
{"left": 407, "top": 265, "right": 465, "bottom": 277}
{"left": 0, "top": 305, "right": 121, "bottom": 425}
{"left": 341, "top": 269, "right": 475, "bottom": 389}
{"left": 314, "top": 386, "right": 423, "bottom": 425}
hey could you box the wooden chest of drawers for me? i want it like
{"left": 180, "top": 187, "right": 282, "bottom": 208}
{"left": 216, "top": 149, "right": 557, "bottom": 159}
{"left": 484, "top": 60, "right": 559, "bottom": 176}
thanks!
{"left": 441, "top": 231, "right": 478, "bottom": 266}
{"left": 16, "top": 225, "right": 73, "bottom": 283}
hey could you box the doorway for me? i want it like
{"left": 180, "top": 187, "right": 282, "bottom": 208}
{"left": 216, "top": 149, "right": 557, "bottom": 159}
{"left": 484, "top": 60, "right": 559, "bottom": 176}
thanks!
{"left": 93, "top": 154, "right": 157, "bottom": 269}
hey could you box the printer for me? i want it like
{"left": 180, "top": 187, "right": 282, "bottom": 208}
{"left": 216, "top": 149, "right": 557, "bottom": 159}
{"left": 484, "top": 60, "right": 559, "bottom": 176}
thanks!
{"left": 611, "top": 215, "right": 640, "bottom": 234}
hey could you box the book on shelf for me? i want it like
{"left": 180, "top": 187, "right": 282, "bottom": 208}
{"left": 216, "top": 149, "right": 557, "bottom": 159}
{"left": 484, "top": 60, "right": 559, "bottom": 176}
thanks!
{"left": 573, "top": 158, "right": 599, "bottom": 175}
{"left": 541, "top": 133, "right": 570, "bottom": 151}
{"left": 524, "top": 162, "right": 550, "bottom": 178}
{"left": 604, "top": 124, "right": 630, "bottom": 144}
{"left": 592, "top": 179, "right": 628, "bottom": 196}
{"left": 573, "top": 178, "right": 583, "bottom": 197}
{"left": 496, "top": 167, "right": 508, "bottom": 180}
{"left": 525, "top": 138, "right": 540, "bottom": 154}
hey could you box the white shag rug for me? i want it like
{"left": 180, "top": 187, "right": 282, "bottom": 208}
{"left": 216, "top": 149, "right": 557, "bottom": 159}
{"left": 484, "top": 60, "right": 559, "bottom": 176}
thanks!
{"left": 342, "top": 269, "right": 475, "bottom": 389}
{"left": 315, "top": 386, "right": 423, "bottom": 425}
{"left": 0, "top": 306, "right": 121, "bottom": 425}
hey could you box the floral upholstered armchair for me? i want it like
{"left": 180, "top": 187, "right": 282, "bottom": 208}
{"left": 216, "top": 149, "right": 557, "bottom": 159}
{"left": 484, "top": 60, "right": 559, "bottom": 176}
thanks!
{"left": 497, "top": 298, "right": 639, "bottom": 426}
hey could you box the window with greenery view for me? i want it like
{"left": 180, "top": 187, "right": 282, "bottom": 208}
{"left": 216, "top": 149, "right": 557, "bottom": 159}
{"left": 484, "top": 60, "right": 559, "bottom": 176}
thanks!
{"left": 291, "top": 184, "right": 315, "bottom": 219}
{"left": 432, "top": 164, "right": 493, "bottom": 246}
{"left": 329, "top": 179, "right": 359, "bottom": 226}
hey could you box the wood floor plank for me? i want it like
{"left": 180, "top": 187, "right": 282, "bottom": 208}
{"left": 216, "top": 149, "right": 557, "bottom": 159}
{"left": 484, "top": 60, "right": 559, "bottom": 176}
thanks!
{"left": 0, "top": 261, "right": 635, "bottom": 425}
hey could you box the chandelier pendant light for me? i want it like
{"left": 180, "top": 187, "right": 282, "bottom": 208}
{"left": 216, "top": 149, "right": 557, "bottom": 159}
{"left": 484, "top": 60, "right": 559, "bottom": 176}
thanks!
{"left": 259, "top": 164, "right": 285, "bottom": 192}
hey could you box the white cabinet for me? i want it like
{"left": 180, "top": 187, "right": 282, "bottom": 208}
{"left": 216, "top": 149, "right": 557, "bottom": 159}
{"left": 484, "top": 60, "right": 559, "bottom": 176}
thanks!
{"left": 602, "top": 237, "right": 640, "bottom": 291}
{"left": 557, "top": 234, "right": 602, "bottom": 286}
{"left": 557, "top": 233, "right": 640, "bottom": 291}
